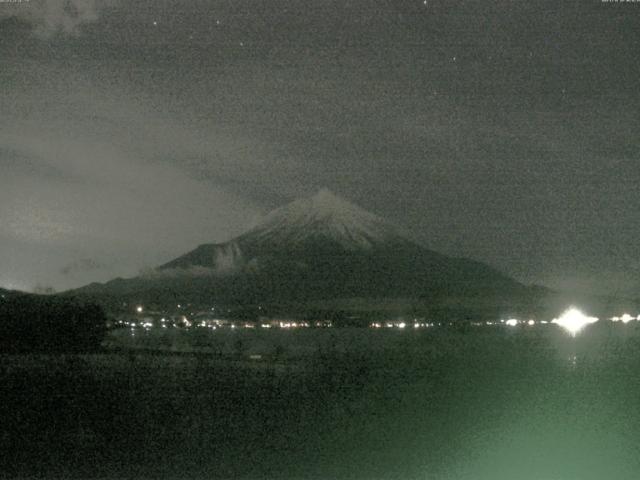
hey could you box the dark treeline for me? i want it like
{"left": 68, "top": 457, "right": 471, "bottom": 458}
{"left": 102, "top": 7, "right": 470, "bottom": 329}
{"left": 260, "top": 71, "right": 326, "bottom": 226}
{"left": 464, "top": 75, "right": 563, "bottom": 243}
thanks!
{"left": 0, "top": 294, "right": 107, "bottom": 353}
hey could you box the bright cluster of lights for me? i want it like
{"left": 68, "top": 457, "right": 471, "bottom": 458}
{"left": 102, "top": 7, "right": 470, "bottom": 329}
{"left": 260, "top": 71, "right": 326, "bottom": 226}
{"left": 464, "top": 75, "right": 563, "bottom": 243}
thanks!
{"left": 611, "top": 313, "right": 640, "bottom": 324}
{"left": 120, "top": 304, "right": 639, "bottom": 338}
{"left": 552, "top": 307, "right": 598, "bottom": 336}
{"left": 502, "top": 318, "right": 539, "bottom": 327}
{"left": 279, "top": 321, "right": 310, "bottom": 328}
{"left": 369, "top": 321, "right": 435, "bottom": 329}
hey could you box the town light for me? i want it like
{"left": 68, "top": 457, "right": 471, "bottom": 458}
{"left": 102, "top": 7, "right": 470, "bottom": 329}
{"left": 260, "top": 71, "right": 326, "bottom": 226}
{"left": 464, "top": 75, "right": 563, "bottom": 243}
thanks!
{"left": 552, "top": 307, "right": 598, "bottom": 336}
{"left": 620, "top": 313, "right": 634, "bottom": 324}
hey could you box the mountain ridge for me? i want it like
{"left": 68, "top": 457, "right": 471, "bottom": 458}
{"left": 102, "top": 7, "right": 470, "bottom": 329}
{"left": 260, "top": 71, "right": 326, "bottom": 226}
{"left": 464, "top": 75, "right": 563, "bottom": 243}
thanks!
{"left": 69, "top": 189, "right": 534, "bottom": 315}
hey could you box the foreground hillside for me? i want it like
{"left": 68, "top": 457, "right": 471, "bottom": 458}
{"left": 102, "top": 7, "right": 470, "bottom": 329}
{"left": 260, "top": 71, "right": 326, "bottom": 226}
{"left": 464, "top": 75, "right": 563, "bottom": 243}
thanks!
{"left": 0, "top": 292, "right": 106, "bottom": 352}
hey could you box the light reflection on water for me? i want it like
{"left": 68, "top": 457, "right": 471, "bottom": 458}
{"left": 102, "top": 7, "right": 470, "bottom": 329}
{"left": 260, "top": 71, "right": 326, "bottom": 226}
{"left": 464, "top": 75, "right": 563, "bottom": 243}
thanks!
{"left": 441, "top": 325, "right": 640, "bottom": 480}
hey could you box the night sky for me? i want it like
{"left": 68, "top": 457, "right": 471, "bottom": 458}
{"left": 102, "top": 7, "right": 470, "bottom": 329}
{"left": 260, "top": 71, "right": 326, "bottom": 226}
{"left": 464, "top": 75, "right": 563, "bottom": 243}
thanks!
{"left": 1, "top": 0, "right": 639, "bottom": 295}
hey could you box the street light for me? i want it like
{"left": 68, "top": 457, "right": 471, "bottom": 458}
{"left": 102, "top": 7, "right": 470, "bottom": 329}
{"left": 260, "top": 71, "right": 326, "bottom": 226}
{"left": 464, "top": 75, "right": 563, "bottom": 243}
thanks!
{"left": 551, "top": 307, "right": 598, "bottom": 336}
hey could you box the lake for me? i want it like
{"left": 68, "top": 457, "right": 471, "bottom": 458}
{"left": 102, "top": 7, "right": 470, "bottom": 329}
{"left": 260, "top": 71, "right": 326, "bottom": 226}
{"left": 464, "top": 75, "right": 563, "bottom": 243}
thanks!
{"left": 2, "top": 322, "right": 640, "bottom": 479}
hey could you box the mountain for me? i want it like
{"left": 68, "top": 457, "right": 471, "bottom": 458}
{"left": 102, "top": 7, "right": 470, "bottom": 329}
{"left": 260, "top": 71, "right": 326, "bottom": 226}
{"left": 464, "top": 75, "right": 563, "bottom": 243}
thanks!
{"left": 70, "top": 189, "right": 538, "bottom": 317}
{"left": 162, "top": 187, "right": 421, "bottom": 270}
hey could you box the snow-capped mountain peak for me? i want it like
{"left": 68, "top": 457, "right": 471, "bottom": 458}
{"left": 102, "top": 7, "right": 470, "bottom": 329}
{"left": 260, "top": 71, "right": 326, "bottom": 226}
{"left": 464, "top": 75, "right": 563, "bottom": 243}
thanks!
{"left": 242, "top": 188, "right": 406, "bottom": 249}
{"left": 73, "top": 188, "right": 526, "bottom": 305}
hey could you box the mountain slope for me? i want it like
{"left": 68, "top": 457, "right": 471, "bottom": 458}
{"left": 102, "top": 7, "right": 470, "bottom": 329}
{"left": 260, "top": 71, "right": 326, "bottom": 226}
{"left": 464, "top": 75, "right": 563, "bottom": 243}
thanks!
{"left": 71, "top": 189, "right": 529, "bottom": 311}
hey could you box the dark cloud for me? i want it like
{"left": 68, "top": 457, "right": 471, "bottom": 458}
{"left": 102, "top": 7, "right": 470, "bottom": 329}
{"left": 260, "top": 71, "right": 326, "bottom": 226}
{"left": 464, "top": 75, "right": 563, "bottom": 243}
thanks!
{"left": 0, "top": 0, "right": 105, "bottom": 37}
{"left": 0, "top": 146, "right": 72, "bottom": 182}
{"left": 60, "top": 258, "right": 105, "bottom": 276}
{"left": 1, "top": 0, "right": 639, "bottom": 294}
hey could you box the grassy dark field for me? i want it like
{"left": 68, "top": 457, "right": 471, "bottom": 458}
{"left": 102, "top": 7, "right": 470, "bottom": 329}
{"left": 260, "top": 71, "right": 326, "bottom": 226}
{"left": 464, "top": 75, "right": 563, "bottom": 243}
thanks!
{"left": 3, "top": 324, "right": 640, "bottom": 479}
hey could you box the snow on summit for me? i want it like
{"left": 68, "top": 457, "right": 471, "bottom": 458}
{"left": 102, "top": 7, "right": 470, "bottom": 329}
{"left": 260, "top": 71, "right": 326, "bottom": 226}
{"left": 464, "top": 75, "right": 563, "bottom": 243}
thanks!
{"left": 242, "top": 188, "right": 406, "bottom": 249}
